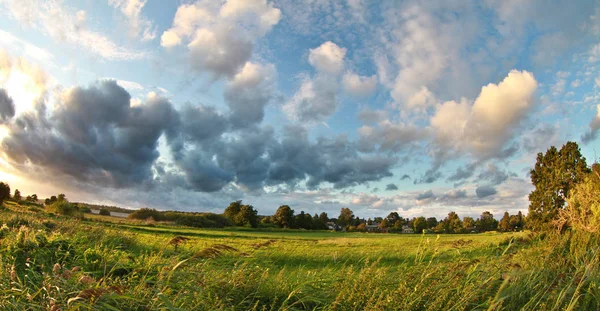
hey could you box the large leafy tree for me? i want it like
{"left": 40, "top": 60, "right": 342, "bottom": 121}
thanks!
{"left": 528, "top": 141, "right": 590, "bottom": 230}
{"left": 273, "top": 205, "right": 295, "bottom": 228}
{"left": 337, "top": 207, "right": 355, "bottom": 228}
{"left": 0, "top": 182, "right": 10, "bottom": 204}
{"left": 498, "top": 212, "right": 511, "bottom": 232}
{"left": 478, "top": 211, "right": 497, "bottom": 232}
{"left": 224, "top": 200, "right": 258, "bottom": 227}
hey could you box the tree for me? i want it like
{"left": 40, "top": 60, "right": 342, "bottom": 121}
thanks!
{"left": 447, "top": 212, "right": 463, "bottom": 233}
{"left": 57, "top": 194, "right": 67, "bottom": 202}
{"left": 478, "top": 211, "right": 497, "bottom": 232}
{"left": 295, "top": 211, "right": 312, "bottom": 229}
{"left": 99, "top": 208, "right": 111, "bottom": 216}
{"left": 528, "top": 142, "right": 590, "bottom": 230}
{"left": 319, "top": 212, "right": 329, "bottom": 223}
{"left": 556, "top": 164, "right": 600, "bottom": 232}
{"left": 0, "top": 182, "right": 10, "bottom": 204}
{"left": 13, "top": 189, "right": 21, "bottom": 201}
{"left": 273, "top": 205, "right": 295, "bottom": 228}
{"left": 413, "top": 216, "right": 427, "bottom": 233}
{"left": 386, "top": 212, "right": 401, "bottom": 227}
{"left": 356, "top": 223, "right": 367, "bottom": 232}
{"left": 462, "top": 217, "right": 475, "bottom": 232}
{"left": 234, "top": 204, "right": 258, "bottom": 228}
{"left": 498, "top": 212, "right": 511, "bottom": 232}
{"left": 426, "top": 217, "right": 438, "bottom": 229}
{"left": 224, "top": 200, "right": 242, "bottom": 221}
{"left": 337, "top": 207, "right": 355, "bottom": 228}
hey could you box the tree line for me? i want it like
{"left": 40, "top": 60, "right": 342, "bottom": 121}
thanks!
{"left": 0, "top": 141, "right": 596, "bottom": 233}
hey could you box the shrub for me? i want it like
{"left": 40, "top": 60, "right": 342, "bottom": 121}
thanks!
{"left": 46, "top": 201, "right": 80, "bottom": 217}
{"left": 0, "top": 182, "right": 10, "bottom": 204}
{"left": 99, "top": 208, "right": 111, "bottom": 216}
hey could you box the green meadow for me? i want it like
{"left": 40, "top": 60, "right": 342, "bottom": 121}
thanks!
{"left": 1, "top": 203, "right": 599, "bottom": 310}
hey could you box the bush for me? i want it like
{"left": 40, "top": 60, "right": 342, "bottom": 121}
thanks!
{"left": 99, "top": 208, "right": 111, "bottom": 216}
{"left": 78, "top": 205, "right": 92, "bottom": 213}
{"left": 46, "top": 201, "right": 80, "bottom": 217}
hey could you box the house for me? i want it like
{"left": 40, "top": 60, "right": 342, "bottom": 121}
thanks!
{"left": 366, "top": 224, "right": 379, "bottom": 232}
{"left": 326, "top": 222, "right": 341, "bottom": 231}
{"left": 401, "top": 225, "right": 414, "bottom": 234}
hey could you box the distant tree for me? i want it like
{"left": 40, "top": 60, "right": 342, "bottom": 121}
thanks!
{"left": 57, "top": 194, "right": 67, "bottom": 202}
{"left": 462, "top": 217, "right": 475, "bottom": 232}
{"left": 99, "top": 208, "right": 111, "bottom": 216}
{"left": 295, "top": 211, "right": 312, "bottom": 229}
{"left": 413, "top": 216, "right": 427, "bottom": 233}
{"left": 356, "top": 223, "right": 367, "bottom": 232}
{"left": 426, "top": 217, "right": 438, "bottom": 229}
{"left": 528, "top": 142, "right": 590, "bottom": 231}
{"left": 478, "top": 211, "right": 497, "bottom": 232}
{"left": 45, "top": 195, "right": 58, "bottom": 205}
{"left": 509, "top": 211, "right": 525, "bottom": 231}
{"left": 13, "top": 189, "right": 21, "bottom": 201}
{"left": 30, "top": 194, "right": 37, "bottom": 202}
{"left": 498, "top": 212, "right": 511, "bottom": 232}
{"left": 378, "top": 218, "right": 389, "bottom": 230}
{"left": 319, "top": 212, "right": 329, "bottom": 223}
{"left": 224, "top": 201, "right": 242, "bottom": 222}
{"left": 0, "top": 182, "right": 10, "bottom": 204}
{"left": 313, "top": 213, "right": 327, "bottom": 230}
{"left": 337, "top": 207, "right": 355, "bottom": 228}
{"left": 273, "top": 205, "right": 295, "bottom": 228}
{"left": 447, "top": 212, "right": 463, "bottom": 233}
{"left": 386, "top": 212, "right": 401, "bottom": 226}
{"left": 235, "top": 204, "right": 258, "bottom": 228}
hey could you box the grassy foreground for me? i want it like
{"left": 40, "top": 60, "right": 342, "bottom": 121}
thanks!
{"left": 1, "top": 205, "right": 599, "bottom": 310}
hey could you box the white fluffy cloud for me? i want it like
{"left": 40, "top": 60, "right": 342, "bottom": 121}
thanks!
{"left": 342, "top": 72, "right": 377, "bottom": 97}
{"left": 308, "top": 41, "right": 346, "bottom": 75}
{"left": 161, "top": 0, "right": 281, "bottom": 78}
{"left": 431, "top": 70, "right": 538, "bottom": 159}
{"left": 109, "top": 0, "right": 156, "bottom": 41}
{"left": 283, "top": 75, "right": 338, "bottom": 123}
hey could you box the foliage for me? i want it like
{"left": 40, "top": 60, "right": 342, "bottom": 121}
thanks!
{"left": 273, "top": 205, "right": 295, "bottom": 228}
{"left": 224, "top": 201, "right": 258, "bottom": 227}
{"left": 528, "top": 142, "right": 590, "bottom": 231}
{"left": 337, "top": 207, "right": 355, "bottom": 228}
{"left": 0, "top": 182, "right": 10, "bottom": 204}
{"left": 13, "top": 189, "right": 21, "bottom": 201}
{"left": 557, "top": 164, "right": 600, "bottom": 232}
{"left": 99, "top": 208, "right": 111, "bottom": 216}
{"left": 128, "top": 208, "right": 232, "bottom": 228}
{"left": 46, "top": 201, "right": 80, "bottom": 216}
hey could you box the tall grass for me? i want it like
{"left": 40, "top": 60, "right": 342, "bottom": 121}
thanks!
{"left": 1, "top": 207, "right": 599, "bottom": 310}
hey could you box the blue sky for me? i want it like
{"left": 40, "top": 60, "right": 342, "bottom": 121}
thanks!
{"left": 0, "top": 0, "right": 599, "bottom": 220}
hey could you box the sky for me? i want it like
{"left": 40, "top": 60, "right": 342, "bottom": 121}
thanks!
{"left": 0, "top": 0, "right": 599, "bottom": 220}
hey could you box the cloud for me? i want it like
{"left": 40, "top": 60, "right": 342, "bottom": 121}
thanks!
{"left": 0, "top": 89, "right": 15, "bottom": 123}
{"left": 309, "top": 41, "right": 346, "bottom": 75}
{"left": 225, "top": 62, "right": 277, "bottom": 128}
{"left": 1, "top": 80, "right": 179, "bottom": 187}
{"left": 161, "top": 0, "right": 281, "bottom": 78}
{"left": 1, "top": 0, "right": 147, "bottom": 60}
{"left": 108, "top": 0, "right": 156, "bottom": 41}
{"left": 357, "top": 109, "right": 388, "bottom": 125}
{"left": 476, "top": 163, "right": 515, "bottom": 186}
{"left": 283, "top": 75, "right": 338, "bottom": 123}
{"left": 444, "top": 189, "right": 467, "bottom": 199}
{"left": 358, "top": 121, "right": 425, "bottom": 152}
{"left": 430, "top": 70, "right": 538, "bottom": 160}
{"left": 401, "top": 174, "right": 411, "bottom": 180}
{"left": 385, "top": 183, "right": 398, "bottom": 191}
{"left": 351, "top": 192, "right": 381, "bottom": 205}
{"left": 582, "top": 104, "right": 600, "bottom": 144}
{"left": 475, "top": 185, "right": 497, "bottom": 198}
{"left": 342, "top": 72, "right": 377, "bottom": 97}
{"left": 416, "top": 189, "right": 435, "bottom": 201}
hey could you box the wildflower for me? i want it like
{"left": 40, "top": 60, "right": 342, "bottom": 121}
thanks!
{"left": 78, "top": 275, "right": 94, "bottom": 285}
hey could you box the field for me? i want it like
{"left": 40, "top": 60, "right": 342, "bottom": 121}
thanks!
{"left": 1, "top": 204, "right": 600, "bottom": 310}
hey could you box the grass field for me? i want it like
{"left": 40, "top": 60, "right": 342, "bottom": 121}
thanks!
{"left": 1, "top": 204, "right": 599, "bottom": 310}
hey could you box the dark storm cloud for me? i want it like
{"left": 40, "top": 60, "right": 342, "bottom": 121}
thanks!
{"left": 0, "top": 89, "right": 15, "bottom": 123}
{"left": 414, "top": 166, "right": 442, "bottom": 184}
{"left": 1, "top": 80, "right": 399, "bottom": 194}
{"left": 2, "top": 80, "right": 179, "bottom": 187}
{"left": 385, "top": 183, "right": 398, "bottom": 190}
{"left": 475, "top": 185, "right": 497, "bottom": 198}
